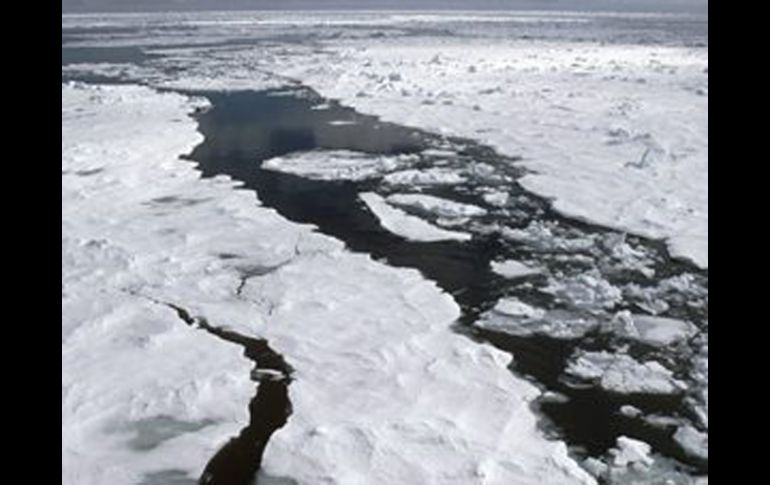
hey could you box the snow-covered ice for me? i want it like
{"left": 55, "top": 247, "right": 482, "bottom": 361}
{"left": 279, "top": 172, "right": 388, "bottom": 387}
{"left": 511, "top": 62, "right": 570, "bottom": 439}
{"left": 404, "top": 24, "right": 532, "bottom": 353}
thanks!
{"left": 383, "top": 168, "right": 467, "bottom": 186}
{"left": 584, "top": 435, "right": 705, "bottom": 484}
{"left": 545, "top": 270, "right": 623, "bottom": 311}
{"left": 482, "top": 190, "right": 510, "bottom": 207}
{"left": 63, "top": 10, "right": 708, "bottom": 482}
{"left": 564, "top": 350, "right": 687, "bottom": 395}
{"left": 386, "top": 193, "right": 487, "bottom": 218}
{"left": 490, "top": 259, "right": 541, "bottom": 279}
{"left": 603, "top": 311, "right": 697, "bottom": 346}
{"left": 673, "top": 425, "right": 708, "bottom": 461}
{"left": 501, "top": 221, "right": 597, "bottom": 254}
{"left": 261, "top": 25, "right": 708, "bottom": 268}
{"left": 476, "top": 299, "right": 599, "bottom": 340}
{"left": 609, "top": 436, "right": 654, "bottom": 468}
{"left": 360, "top": 192, "right": 472, "bottom": 242}
{"left": 262, "top": 149, "right": 415, "bottom": 182}
{"left": 493, "top": 298, "right": 546, "bottom": 319}
{"left": 63, "top": 82, "right": 595, "bottom": 485}
{"left": 63, "top": 82, "right": 257, "bottom": 485}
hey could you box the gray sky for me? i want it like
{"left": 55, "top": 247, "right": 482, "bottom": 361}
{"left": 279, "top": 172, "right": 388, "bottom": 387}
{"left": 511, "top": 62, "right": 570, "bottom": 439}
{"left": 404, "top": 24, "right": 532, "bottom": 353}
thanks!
{"left": 62, "top": 0, "right": 708, "bottom": 14}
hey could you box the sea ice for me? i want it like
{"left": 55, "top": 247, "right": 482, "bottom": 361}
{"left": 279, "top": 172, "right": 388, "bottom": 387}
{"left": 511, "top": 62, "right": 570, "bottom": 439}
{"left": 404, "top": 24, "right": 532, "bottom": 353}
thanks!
{"left": 476, "top": 301, "right": 599, "bottom": 340}
{"left": 501, "top": 221, "right": 597, "bottom": 253}
{"left": 564, "top": 350, "right": 687, "bottom": 395}
{"left": 386, "top": 193, "right": 487, "bottom": 218}
{"left": 673, "top": 425, "right": 708, "bottom": 462}
{"left": 262, "top": 149, "right": 415, "bottom": 181}
{"left": 603, "top": 311, "right": 697, "bottom": 346}
{"left": 585, "top": 435, "right": 704, "bottom": 484}
{"left": 382, "top": 168, "right": 466, "bottom": 186}
{"left": 261, "top": 27, "right": 708, "bottom": 268}
{"left": 545, "top": 270, "right": 623, "bottom": 311}
{"left": 490, "top": 259, "right": 541, "bottom": 279}
{"left": 481, "top": 190, "right": 510, "bottom": 207}
{"left": 494, "top": 298, "right": 546, "bottom": 319}
{"left": 360, "top": 192, "right": 472, "bottom": 242}
{"left": 609, "top": 436, "right": 653, "bottom": 468}
{"left": 63, "top": 81, "right": 594, "bottom": 485}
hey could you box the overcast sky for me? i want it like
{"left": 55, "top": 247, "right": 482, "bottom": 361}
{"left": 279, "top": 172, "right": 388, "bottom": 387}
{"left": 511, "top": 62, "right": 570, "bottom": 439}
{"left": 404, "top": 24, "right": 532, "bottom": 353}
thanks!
{"left": 62, "top": 0, "right": 708, "bottom": 14}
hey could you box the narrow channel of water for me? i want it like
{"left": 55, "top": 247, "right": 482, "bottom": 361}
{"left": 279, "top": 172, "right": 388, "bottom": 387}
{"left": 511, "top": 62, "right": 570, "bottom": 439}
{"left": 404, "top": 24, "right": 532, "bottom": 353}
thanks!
{"left": 163, "top": 303, "right": 294, "bottom": 485}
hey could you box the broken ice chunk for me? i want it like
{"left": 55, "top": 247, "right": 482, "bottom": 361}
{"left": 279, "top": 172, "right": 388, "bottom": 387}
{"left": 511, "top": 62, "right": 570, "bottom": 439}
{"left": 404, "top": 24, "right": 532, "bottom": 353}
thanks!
{"left": 673, "top": 425, "right": 708, "bottom": 462}
{"left": 564, "top": 350, "right": 687, "bottom": 395}
{"left": 545, "top": 270, "right": 622, "bottom": 311}
{"left": 490, "top": 259, "right": 541, "bottom": 279}
{"left": 603, "top": 310, "right": 697, "bottom": 346}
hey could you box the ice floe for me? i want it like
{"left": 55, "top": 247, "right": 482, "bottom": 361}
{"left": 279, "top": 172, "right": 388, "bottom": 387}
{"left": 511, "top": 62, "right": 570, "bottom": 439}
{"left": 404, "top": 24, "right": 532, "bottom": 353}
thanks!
{"left": 564, "top": 350, "right": 687, "bottom": 395}
{"left": 383, "top": 167, "right": 466, "bottom": 186}
{"left": 476, "top": 299, "right": 599, "bottom": 340}
{"left": 385, "top": 193, "right": 487, "bottom": 218}
{"left": 545, "top": 270, "right": 623, "bottom": 311}
{"left": 481, "top": 190, "right": 510, "bottom": 207}
{"left": 602, "top": 310, "right": 697, "bottom": 346}
{"left": 583, "top": 435, "right": 704, "bottom": 484}
{"left": 501, "top": 221, "right": 597, "bottom": 253}
{"left": 490, "top": 259, "right": 541, "bottom": 279}
{"left": 673, "top": 425, "right": 708, "bottom": 462}
{"left": 262, "top": 149, "right": 415, "bottom": 181}
{"left": 360, "top": 192, "right": 472, "bottom": 242}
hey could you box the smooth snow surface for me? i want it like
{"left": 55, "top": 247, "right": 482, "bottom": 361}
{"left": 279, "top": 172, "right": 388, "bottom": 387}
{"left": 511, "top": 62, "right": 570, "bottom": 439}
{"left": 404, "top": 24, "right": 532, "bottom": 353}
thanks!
{"left": 63, "top": 82, "right": 595, "bottom": 485}
{"left": 360, "top": 192, "right": 472, "bottom": 242}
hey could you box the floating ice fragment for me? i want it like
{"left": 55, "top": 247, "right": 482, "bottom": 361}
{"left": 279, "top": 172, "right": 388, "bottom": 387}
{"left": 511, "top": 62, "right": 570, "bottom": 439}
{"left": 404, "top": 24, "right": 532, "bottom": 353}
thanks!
{"left": 610, "top": 436, "right": 654, "bottom": 468}
{"left": 490, "top": 259, "right": 540, "bottom": 279}
{"left": 501, "top": 221, "right": 597, "bottom": 253}
{"left": 493, "top": 298, "right": 545, "bottom": 319}
{"left": 383, "top": 168, "right": 466, "bottom": 186}
{"left": 262, "top": 150, "right": 414, "bottom": 181}
{"left": 476, "top": 301, "right": 599, "bottom": 340}
{"left": 359, "top": 192, "right": 471, "bottom": 242}
{"left": 481, "top": 190, "right": 510, "bottom": 207}
{"left": 545, "top": 270, "right": 622, "bottom": 311}
{"left": 386, "top": 193, "right": 486, "bottom": 219}
{"left": 564, "top": 350, "right": 687, "bottom": 395}
{"left": 603, "top": 311, "right": 696, "bottom": 346}
{"left": 673, "top": 426, "right": 708, "bottom": 462}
